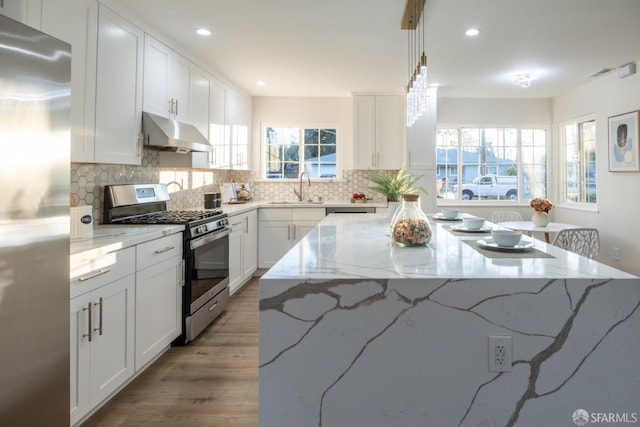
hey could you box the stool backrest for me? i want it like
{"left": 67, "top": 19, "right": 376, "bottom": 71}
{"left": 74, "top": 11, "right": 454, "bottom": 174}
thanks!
{"left": 491, "top": 211, "right": 523, "bottom": 223}
{"left": 551, "top": 228, "right": 600, "bottom": 259}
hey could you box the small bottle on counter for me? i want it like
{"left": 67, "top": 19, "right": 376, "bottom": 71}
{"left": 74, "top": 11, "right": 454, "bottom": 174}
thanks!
{"left": 390, "top": 193, "right": 432, "bottom": 247}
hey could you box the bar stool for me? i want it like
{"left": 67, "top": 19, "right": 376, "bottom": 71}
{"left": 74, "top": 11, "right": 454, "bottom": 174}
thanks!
{"left": 491, "top": 211, "right": 523, "bottom": 223}
{"left": 551, "top": 228, "right": 600, "bottom": 259}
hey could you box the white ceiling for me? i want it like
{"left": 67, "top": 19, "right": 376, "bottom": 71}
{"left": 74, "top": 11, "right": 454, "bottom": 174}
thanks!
{"left": 122, "top": 0, "right": 640, "bottom": 98}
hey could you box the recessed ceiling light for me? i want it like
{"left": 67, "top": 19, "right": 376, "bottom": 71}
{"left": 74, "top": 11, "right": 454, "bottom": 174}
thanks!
{"left": 196, "top": 28, "right": 211, "bottom": 36}
{"left": 465, "top": 28, "right": 480, "bottom": 37}
{"left": 256, "top": 81, "right": 267, "bottom": 86}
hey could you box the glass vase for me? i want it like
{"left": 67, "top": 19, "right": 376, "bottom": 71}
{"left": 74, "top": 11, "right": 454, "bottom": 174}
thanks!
{"left": 390, "top": 194, "right": 432, "bottom": 247}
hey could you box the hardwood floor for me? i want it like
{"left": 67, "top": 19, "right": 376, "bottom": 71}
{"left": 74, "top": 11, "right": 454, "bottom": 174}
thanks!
{"left": 83, "top": 278, "right": 259, "bottom": 427}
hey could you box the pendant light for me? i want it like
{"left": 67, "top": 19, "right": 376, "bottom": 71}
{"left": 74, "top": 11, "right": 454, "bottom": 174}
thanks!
{"left": 403, "top": 0, "right": 428, "bottom": 127}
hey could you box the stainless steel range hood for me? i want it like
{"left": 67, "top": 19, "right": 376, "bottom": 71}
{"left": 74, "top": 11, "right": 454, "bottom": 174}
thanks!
{"left": 142, "top": 111, "right": 212, "bottom": 153}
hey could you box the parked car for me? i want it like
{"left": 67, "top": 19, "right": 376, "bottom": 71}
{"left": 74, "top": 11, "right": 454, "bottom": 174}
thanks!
{"left": 454, "top": 174, "right": 528, "bottom": 200}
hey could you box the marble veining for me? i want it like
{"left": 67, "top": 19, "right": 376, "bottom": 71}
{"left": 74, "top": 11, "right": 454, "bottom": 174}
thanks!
{"left": 260, "top": 214, "right": 640, "bottom": 426}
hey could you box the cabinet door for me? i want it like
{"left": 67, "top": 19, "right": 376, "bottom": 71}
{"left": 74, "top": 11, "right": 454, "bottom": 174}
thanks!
{"left": 375, "top": 95, "right": 405, "bottom": 169}
{"left": 353, "top": 95, "right": 376, "bottom": 169}
{"left": 229, "top": 90, "right": 250, "bottom": 170}
{"left": 42, "top": 0, "right": 95, "bottom": 163}
{"left": 142, "top": 34, "right": 171, "bottom": 118}
{"left": 258, "top": 221, "right": 291, "bottom": 268}
{"left": 242, "top": 210, "right": 258, "bottom": 279}
{"left": 192, "top": 66, "right": 211, "bottom": 139}
{"left": 90, "top": 274, "right": 135, "bottom": 406}
{"left": 70, "top": 293, "right": 92, "bottom": 425}
{"left": 135, "top": 257, "right": 182, "bottom": 371}
{"left": 228, "top": 221, "right": 244, "bottom": 294}
{"left": 0, "top": 0, "right": 23, "bottom": 21}
{"left": 93, "top": 5, "right": 143, "bottom": 165}
{"left": 170, "top": 53, "right": 193, "bottom": 122}
{"left": 209, "top": 78, "right": 229, "bottom": 168}
{"left": 292, "top": 221, "right": 318, "bottom": 245}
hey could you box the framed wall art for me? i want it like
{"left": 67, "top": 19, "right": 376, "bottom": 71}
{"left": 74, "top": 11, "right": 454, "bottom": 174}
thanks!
{"left": 609, "top": 111, "right": 640, "bottom": 172}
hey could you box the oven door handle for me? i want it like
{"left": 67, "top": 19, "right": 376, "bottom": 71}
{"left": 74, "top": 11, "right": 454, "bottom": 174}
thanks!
{"left": 190, "top": 226, "right": 231, "bottom": 250}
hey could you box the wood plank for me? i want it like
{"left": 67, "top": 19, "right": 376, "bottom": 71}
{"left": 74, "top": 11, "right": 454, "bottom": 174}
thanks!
{"left": 401, "top": 0, "right": 427, "bottom": 29}
{"left": 82, "top": 278, "right": 259, "bottom": 427}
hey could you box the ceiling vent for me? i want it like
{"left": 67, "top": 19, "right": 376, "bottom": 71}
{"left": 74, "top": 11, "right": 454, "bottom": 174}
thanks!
{"left": 585, "top": 68, "right": 613, "bottom": 78}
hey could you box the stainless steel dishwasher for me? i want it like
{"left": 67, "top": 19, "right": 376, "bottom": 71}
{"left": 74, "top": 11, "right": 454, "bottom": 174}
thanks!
{"left": 326, "top": 206, "right": 376, "bottom": 214}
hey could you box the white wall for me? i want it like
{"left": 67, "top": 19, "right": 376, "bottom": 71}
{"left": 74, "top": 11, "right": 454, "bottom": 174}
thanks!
{"left": 552, "top": 67, "right": 640, "bottom": 275}
{"left": 251, "top": 97, "right": 353, "bottom": 173}
{"left": 438, "top": 98, "right": 552, "bottom": 126}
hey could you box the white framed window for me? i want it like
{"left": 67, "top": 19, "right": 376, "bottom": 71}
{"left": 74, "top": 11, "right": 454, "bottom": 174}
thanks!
{"left": 263, "top": 125, "right": 339, "bottom": 179}
{"left": 561, "top": 116, "right": 597, "bottom": 205}
{"left": 436, "top": 127, "right": 548, "bottom": 202}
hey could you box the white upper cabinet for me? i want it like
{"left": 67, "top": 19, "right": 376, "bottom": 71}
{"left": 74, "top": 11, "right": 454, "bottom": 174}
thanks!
{"left": 353, "top": 95, "right": 405, "bottom": 170}
{"left": 208, "top": 77, "right": 229, "bottom": 169}
{"left": 39, "top": 0, "right": 96, "bottom": 163}
{"left": 227, "top": 87, "right": 251, "bottom": 170}
{"left": 92, "top": 5, "right": 144, "bottom": 165}
{"left": 143, "top": 34, "right": 202, "bottom": 124}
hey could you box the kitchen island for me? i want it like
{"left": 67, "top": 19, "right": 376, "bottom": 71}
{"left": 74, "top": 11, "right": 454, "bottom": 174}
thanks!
{"left": 259, "top": 213, "right": 640, "bottom": 426}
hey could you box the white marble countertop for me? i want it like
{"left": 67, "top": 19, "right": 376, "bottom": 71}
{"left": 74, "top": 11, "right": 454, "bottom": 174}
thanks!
{"left": 204, "top": 200, "right": 386, "bottom": 216}
{"left": 264, "top": 213, "right": 636, "bottom": 280}
{"left": 70, "top": 224, "right": 184, "bottom": 259}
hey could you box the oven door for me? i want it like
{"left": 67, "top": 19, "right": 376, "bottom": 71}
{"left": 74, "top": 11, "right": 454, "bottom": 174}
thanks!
{"left": 188, "top": 226, "right": 231, "bottom": 314}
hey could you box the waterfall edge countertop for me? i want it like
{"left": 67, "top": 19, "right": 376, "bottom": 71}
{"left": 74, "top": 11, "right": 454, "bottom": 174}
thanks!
{"left": 259, "top": 213, "right": 640, "bottom": 427}
{"left": 263, "top": 213, "right": 635, "bottom": 280}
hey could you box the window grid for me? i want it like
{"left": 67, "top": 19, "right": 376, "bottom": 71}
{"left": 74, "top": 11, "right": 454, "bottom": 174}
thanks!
{"left": 437, "top": 127, "right": 547, "bottom": 201}
{"left": 264, "top": 126, "right": 337, "bottom": 180}
{"left": 563, "top": 119, "right": 596, "bottom": 204}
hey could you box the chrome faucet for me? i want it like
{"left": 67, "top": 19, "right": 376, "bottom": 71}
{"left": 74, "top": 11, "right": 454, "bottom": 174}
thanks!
{"left": 293, "top": 171, "right": 311, "bottom": 201}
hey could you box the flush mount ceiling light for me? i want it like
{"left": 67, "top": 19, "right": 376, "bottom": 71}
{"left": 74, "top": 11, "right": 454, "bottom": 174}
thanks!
{"left": 465, "top": 28, "right": 480, "bottom": 37}
{"left": 256, "top": 81, "right": 267, "bottom": 86}
{"left": 196, "top": 28, "right": 211, "bottom": 36}
{"left": 512, "top": 73, "right": 537, "bottom": 88}
{"left": 402, "top": 0, "right": 428, "bottom": 127}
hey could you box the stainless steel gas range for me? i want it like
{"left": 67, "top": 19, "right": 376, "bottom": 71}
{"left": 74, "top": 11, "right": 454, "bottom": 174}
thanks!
{"left": 103, "top": 184, "right": 230, "bottom": 344}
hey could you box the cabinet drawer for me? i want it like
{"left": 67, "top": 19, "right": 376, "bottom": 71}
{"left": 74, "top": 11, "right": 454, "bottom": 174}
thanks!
{"left": 136, "top": 233, "right": 183, "bottom": 271}
{"left": 71, "top": 246, "right": 135, "bottom": 298}
{"left": 292, "top": 207, "right": 326, "bottom": 221}
{"left": 260, "top": 208, "right": 291, "bottom": 221}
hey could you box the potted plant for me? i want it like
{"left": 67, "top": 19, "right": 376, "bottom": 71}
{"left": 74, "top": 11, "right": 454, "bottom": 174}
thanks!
{"left": 367, "top": 165, "right": 424, "bottom": 219}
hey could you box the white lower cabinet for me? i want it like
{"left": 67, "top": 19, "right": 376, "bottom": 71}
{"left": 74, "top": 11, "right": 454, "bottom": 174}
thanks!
{"left": 70, "top": 252, "right": 135, "bottom": 426}
{"left": 258, "top": 208, "right": 325, "bottom": 268}
{"left": 70, "top": 232, "right": 183, "bottom": 425}
{"left": 229, "top": 209, "right": 257, "bottom": 294}
{"left": 134, "top": 233, "right": 183, "bottom": 371}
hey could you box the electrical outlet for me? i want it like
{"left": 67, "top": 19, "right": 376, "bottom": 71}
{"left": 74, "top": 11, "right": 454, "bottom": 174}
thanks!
{"left": 613, "top": 247, "right": 620, "bottom": 261}
{"left": 489, "top": 335, "right": 512, "bottom": 372}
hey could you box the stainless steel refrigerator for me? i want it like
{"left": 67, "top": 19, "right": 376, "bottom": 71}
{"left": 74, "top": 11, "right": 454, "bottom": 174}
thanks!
{"left": 0, "top": 15, "right": 71, "bottom": 425}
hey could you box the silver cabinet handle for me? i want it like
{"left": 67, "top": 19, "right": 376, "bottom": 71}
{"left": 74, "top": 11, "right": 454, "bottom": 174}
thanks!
{"left": 94, "top": 297, "right": 103, "bottom": 336}
{"left": 293, "top": 224, "right": 297, "bottom": 240}
{"left": 154, "top": 246, "right": 175, "bottom": 254}
{"left": 287, "top": 224, "right": 291, "bottom": 240}
{"left": 174, "top": 99, "right": 179, "bottom": 116}
{"left": 244, "top": 216, "right": 248, "bottom": 233}
{"left": 208, "top": 300, "right": 218, "bottom": 312}
{"left": 83, "top": 302, "right": 92, "bottom": 342}
{"left": 78, "top": 268, "right": 111, "bottom": 282}
{"left": 371, "top": 153, "right": 376, "bottom": 168}
{"left": 168, "top": 99, "right": 173, "bottom": 114}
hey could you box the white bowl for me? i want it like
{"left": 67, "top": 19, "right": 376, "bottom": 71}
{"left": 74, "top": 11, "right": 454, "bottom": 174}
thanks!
{"left": 463, "top": 217, "right": 485, "bottom": 230}
{"left": 441, "top": 208, "right": 459, "bottom": 219}
{"left": 491, "top": 229, "right": 521, "bottom": 247}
